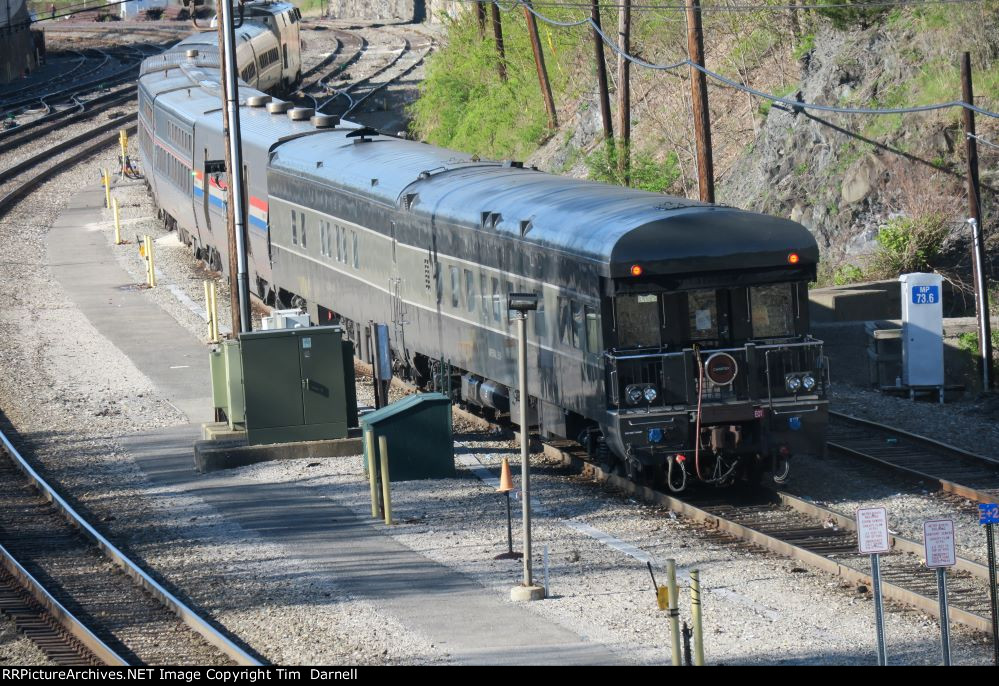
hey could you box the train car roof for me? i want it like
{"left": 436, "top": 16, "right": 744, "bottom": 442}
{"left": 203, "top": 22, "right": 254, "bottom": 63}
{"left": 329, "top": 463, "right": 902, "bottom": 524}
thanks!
{"left": 269, "top": 131, "right": 818, "bottom": 279}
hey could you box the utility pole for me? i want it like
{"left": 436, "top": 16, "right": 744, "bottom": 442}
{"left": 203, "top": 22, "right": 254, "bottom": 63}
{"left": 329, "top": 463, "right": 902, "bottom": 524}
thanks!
{"left": 962, "top": 51, "right": 993, "bottom": 389}
{"left": 523, "top": 2, "right": 557, "bottom": 130}
{"left": 475, "top": 0, "right": 486, "bottom": 37}
{"left": 591, "top": 0, "right": 613, "bottom": 142}
{"left": 686, "top": 0, "right": 715, "bottom": 203}
{"left": 216, "top": 0, "right": 251, "bottom": 334}
{"left": 616, "top": 0, "right": 630, "bottom": 183}
{"left": 490, "top": 1, "right": 507, "bottom": 82}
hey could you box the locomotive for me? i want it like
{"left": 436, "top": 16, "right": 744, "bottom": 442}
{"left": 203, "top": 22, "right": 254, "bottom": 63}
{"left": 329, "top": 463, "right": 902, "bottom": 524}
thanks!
{"left": 138, "top": 15, "right": 827, "bottom": 491}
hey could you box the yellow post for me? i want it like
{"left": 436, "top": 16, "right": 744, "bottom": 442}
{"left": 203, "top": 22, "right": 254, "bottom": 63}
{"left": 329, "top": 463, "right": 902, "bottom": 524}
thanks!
{"left": 118, "top": 130, "right": 128, "bottom": 175}
{"left": 112, "top": 197, "right": 122, "bottom": 245}
{"left": 148, "top": 236, "right": 156, "bottom": 287}
{"left": 366, "top": 430, "right": 381, "bottom": 519}
{"left": 209, "top": 281, "right": 219, "bottom": 341}
{"left": 667, "top": 559, "right": 682, "bottom": 666}
{"left": 690, "top": 569, "right": 704, "bottom": 666}
{"left": 203, "top": 280, "right": 214, "bottom": 341}
{"left": 378, "top": 435, "right": 392, "bottom": 525}
{"left": 103, "top": 168, "right": 111, "bottom": 208}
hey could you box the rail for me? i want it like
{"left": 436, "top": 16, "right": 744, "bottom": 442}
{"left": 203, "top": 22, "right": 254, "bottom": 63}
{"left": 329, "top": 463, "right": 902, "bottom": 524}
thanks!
{"left": 0, "top": 429, "right": 263, "bottom": 666}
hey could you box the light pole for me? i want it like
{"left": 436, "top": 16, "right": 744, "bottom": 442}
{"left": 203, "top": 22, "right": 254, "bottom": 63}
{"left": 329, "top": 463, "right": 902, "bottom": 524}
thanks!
{"left": 508, "top": 293, "right": 544, "bottom": 602}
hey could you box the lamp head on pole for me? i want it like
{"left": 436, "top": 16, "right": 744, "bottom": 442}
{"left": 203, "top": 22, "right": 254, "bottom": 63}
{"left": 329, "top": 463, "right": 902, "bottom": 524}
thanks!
{"left": 508, "top": 292, "right": 538, "bottom": 312}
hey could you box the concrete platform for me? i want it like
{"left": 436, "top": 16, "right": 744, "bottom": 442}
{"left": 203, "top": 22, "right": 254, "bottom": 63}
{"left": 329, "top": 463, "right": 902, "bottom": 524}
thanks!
{"left": 47, "top": 182, "right": 622, "bottom": 665}
{"left": 194, "top": 430, "right": 364, "bottom": 473}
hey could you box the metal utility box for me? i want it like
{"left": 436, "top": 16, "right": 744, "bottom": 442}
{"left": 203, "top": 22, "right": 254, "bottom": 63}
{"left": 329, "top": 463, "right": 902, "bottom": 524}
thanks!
{"left": 240, "top": 325, "right": 353, "bottom": 445}
{"left": 361, "top": 393, "right": 455, "bottom": 481}
{"left": 900, "top": 272, "right": 944, "bottom": 388}
{"left": 209, "top": 340, "right": 244, "bottom": 429}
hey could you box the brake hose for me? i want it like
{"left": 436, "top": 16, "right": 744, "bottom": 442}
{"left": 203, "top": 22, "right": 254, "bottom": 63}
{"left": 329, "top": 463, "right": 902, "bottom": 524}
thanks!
{"left": 693, "top": 344, "right": 705, "bottom": 482}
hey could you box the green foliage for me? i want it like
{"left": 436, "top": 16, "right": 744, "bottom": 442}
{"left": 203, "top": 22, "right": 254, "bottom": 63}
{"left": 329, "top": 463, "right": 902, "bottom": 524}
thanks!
{"left": 409, "top": 10, "right": 583, "bottom": 161}
{"left": 833, "top": 264, "right": 865, "bottom": 285}
{"left": 869, "top": 214, "right": 950, "bottom": 279}
{"left": 957, "top": 330, "right": 999, "bottom": 358}
{"left": 758, "top": 84, "right": 797, "bottom": 117}
{"left": 792, "top": 34, "right": 815, "bottom": 61}
{"left": 585, "top": 143, "right": 681, "bottom": 194}
{"left": 815, "top": 0, "right": 889, "bottom": 30}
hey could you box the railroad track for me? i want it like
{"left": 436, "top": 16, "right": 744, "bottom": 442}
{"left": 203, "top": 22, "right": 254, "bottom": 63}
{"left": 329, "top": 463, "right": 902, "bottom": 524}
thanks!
{"left": 0, "top": 428, "right": 262, "bottom": 665}
{"left": 433, "top": 393, "right": 999, "bottom": 637}
{"left": 0, "top": 86, "right": 137, "bottom": 156}
{"left": 317, "top": 34, "right": 430, "bottom": 119}
{"left": 535, "top": 437, "right": 999, "bottom": 634}
{"left": 827, "top": 410, "right": 999, "bottom": 504}
{"left": 0, "top": 114, "right": 138, "bottom": 219}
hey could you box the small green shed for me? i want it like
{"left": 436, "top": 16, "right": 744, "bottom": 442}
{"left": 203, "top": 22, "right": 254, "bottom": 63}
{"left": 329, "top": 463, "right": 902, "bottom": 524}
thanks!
{"left": 361, "top": 393, "right": 455, "bottom": 481}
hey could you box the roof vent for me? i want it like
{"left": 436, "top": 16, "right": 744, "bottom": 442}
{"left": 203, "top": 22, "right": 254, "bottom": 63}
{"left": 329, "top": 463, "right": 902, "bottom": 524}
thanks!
{"left": 502, "top": 160, "right": 524, "bottom": 168}
{"left": 311, "top": 114, "right": 339, "bottom": 128}
{"left": 346, "top": 126, "right": 380, "bottom": 143}
{"left": 247, "top": 95, "right": 272, "bottom": 107}
{"left": 186, "top": 49, "right": 199, "bottom": 59}
{"left": 403, "top": 193, "right": 418, "bottom": 210}
{"left": 266, "top": 101, "right": 293, "bottom": 114}
{"left": 519, "top": 219, "right": 533, "bottom": 236}
{"left": 480, "top": 212, "right": 501, "bottom": 229}
{"left": 288, "top": 107, "right": 315, "bottom": 121}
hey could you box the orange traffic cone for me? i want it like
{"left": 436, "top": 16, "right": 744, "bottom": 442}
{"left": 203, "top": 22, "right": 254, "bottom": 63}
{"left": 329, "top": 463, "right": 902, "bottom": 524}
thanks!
{"left": 497, "top": 457, "right": 514, "bottom": 493}
{"left": 495, "top": 457, "right": 522, "bottom": 560}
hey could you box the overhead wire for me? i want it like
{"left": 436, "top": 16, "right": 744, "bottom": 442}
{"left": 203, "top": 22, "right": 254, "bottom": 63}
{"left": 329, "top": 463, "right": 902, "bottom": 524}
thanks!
{"left": 488, "top": 0, "right": 999, "bottom": 118}
{"left": 968, "top": 132, "right": 999, "bottom": 150}
{"left": 464, "top": 0, "right": 987, "bottom": 13}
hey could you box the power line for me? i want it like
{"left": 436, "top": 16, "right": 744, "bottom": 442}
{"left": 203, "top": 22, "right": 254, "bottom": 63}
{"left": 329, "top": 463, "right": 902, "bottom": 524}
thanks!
{"left": 489, "top": 0, "right": 999, "bottom": 119}
{"left": 467, "top": 0, "right": 987, "bottom": 13}
{"left": 968, "top": 132, "right": 999, "bottom": 150}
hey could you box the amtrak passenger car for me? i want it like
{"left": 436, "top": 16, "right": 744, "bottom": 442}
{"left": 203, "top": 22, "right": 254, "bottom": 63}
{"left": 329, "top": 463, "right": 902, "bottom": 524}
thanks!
{"left": 138, "top": 21, "right": 828, "bottom": 491}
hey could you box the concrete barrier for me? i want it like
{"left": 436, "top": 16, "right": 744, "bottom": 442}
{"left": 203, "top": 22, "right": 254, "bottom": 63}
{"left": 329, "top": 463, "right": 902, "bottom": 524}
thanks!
{"left": 194, "top": 429, "right": 363, "bottom": 473}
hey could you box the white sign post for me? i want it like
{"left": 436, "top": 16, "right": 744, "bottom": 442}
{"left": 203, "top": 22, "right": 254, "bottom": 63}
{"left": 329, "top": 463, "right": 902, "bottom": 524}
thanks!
{"left": 857, "top": 507, "right": 891, "bottom": 666}
{"left": 924, "top": 519, "right": 956, "bottom": 666}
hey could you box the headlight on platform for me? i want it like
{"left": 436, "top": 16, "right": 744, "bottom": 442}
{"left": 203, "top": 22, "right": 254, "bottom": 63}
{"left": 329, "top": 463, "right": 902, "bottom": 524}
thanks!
{"left": 785, "top": 375, "right": 802, "bottom": 392}
{"left": 801, "top": 374, "right": 816, "bottom": 392}
{"left": 626, "top": 385, "right": 643, "bottom": 405}
{"left": 643, "top": 386, "right": 658, "bottom": 403}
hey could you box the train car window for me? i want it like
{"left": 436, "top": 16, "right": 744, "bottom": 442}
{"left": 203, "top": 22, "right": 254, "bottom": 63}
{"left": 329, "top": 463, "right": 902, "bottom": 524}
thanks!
{"left": 615, "top": 293, "right": 661, "bottom": 348}
{"left": 464, "top": 269, "right": 475, "bottom": 312}
{"left": 283, "top": 44, "right": 289, "bottom": 69}
{"left": 534, "top": 299, "right": 547, "bottom": 340}
{"left": 557, "top": 297, "right": 573, "bottom": 346}
{"left": 450, "top": 266, "right": 460, "bottom": 309}
{"left": 291, "top": 211, "right": 297, "bottom": 245}
{"left": 319, "top": 223, "right": 327, "bottom": 257}
{"left": 585, "top": 306, "right": 601, "bottom": 353}
{"left": 571, "top": 301, "right": 585, "bottom": 350}
{"left": 300, "top": 212, "right": 307, "bottom": 248}
{"left": 750, "top": 283, "right": 795, "bottom": 338}
{"left": 687, "top": 289, "right": 718, "bottom": 341}
{"left": 479, "top": 273, "right": 488, "bottom": 316}
{"left": 352, "top": 231, "right": 358, "bottom": 269}
{"left": 491, "top": 278, "right": 501, "bottom": 322}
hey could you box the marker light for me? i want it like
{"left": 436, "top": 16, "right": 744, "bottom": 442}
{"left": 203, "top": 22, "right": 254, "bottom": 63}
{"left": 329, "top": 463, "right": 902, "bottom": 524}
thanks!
{"left": 788, "top": 252, "right": 800, "bottom": 264}
{"left": 630, "top": 264, "right": 643, "bottom": 277}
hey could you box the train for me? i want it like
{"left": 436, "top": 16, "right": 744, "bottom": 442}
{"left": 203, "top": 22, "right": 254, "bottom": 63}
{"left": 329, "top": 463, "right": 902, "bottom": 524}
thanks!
{"left": 137, "top": 9, "right": 828, "bottom": 491}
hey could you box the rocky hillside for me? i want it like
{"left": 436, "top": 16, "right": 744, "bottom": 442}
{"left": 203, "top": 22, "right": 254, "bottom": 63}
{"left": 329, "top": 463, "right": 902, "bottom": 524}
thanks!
{"left": 410, "top": 1, "right": 999, "bottom": 290}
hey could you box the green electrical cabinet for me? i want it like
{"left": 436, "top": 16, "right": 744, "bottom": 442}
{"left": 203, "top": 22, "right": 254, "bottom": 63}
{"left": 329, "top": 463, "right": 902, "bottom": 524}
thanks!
{"left": 240, "top": 325, "right": 353, "bottom": 445}
{"left": 209, "top": 340, "right": 244, "bottom": 430}
{"left": 361, "top": 393, "right": 455, "bottom": 481}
